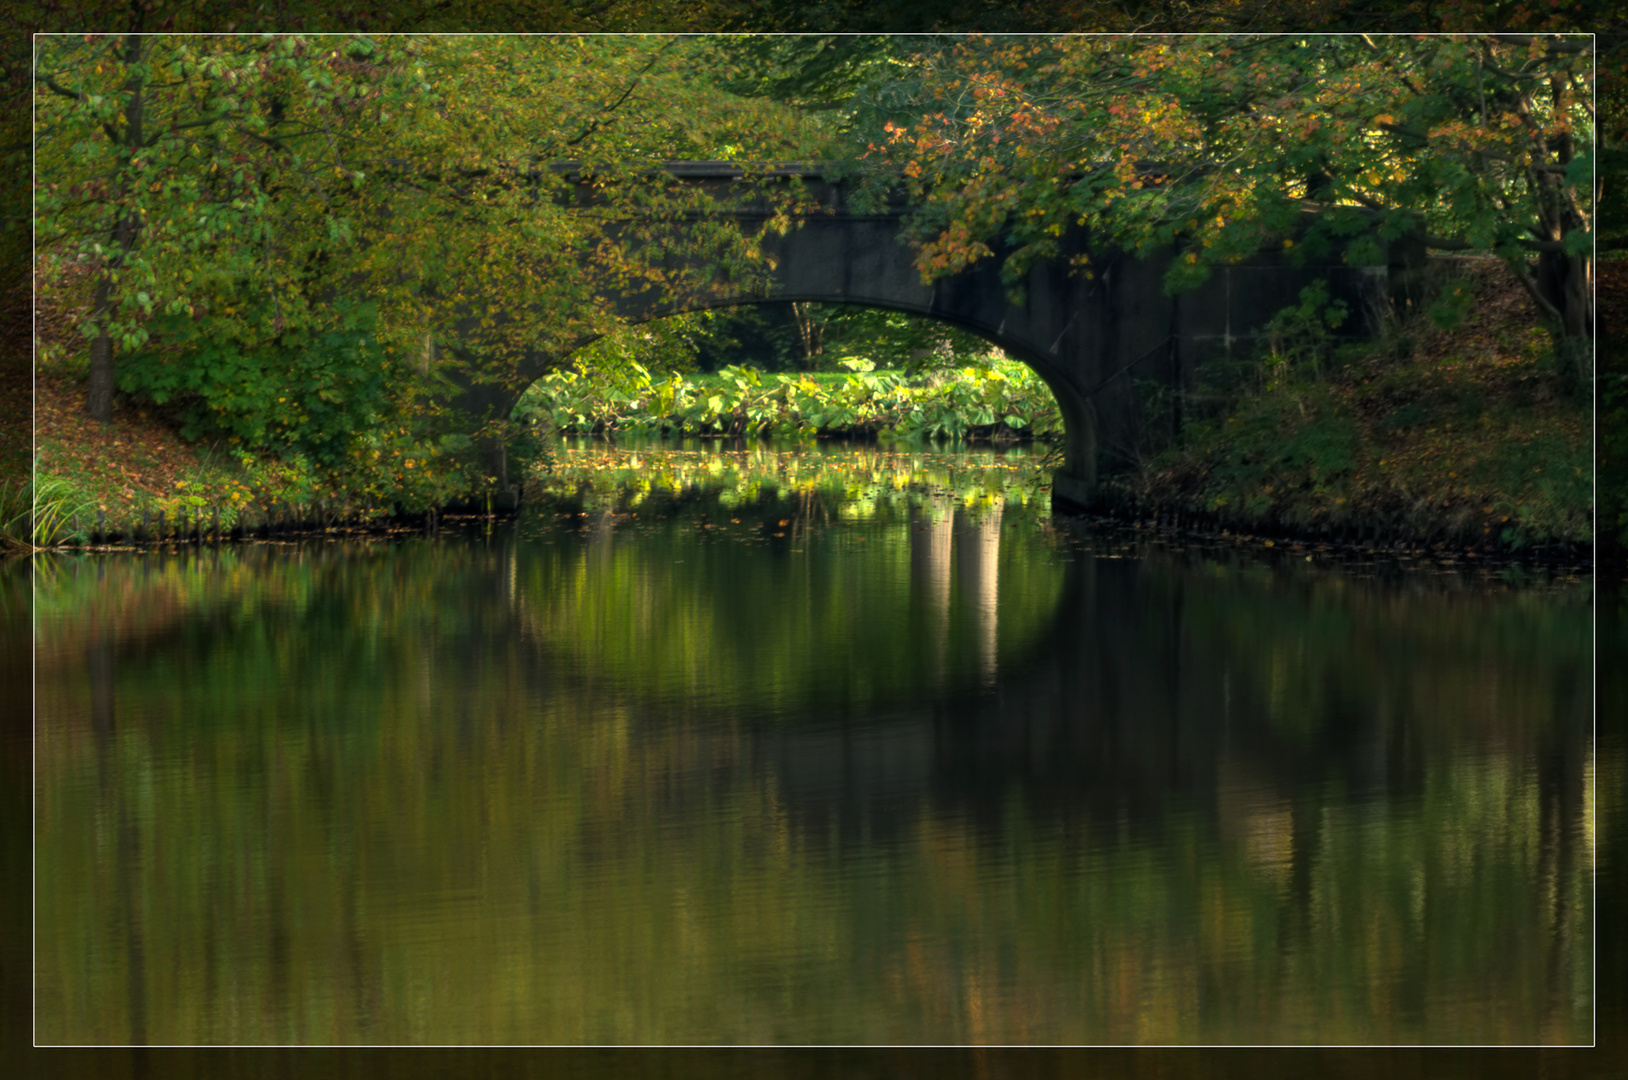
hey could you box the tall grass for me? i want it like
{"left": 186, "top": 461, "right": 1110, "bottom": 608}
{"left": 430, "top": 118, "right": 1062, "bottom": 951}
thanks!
{"left": 0, "top": 473, "right": 94, "bottom": 551}
{"left": 0, "top": 479, "right": 27, "bottom": 552}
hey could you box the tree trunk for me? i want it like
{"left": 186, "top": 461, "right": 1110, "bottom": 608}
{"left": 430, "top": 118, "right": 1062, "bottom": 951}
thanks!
{"left": 791, "top": 301, "right": 823, "bottom": 370}
{"left": 1528, "top": 97, "right": 1591, "bottom": 391}
{"left": 84, "top": 33, "right": 146, "bottom": 424}
{"left": 1535, "top": 250, "right": 1593, "bottom": 391}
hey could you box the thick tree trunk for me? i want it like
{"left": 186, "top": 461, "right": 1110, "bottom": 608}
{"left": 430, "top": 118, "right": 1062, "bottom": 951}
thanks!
{"left": 1536, "top": 251, "right": 1592, "bottom": 338}
{"left": 1529, "top": 107, "right": 1591, "bottom": 390}
{"left": 1536, "top": 250, "right": 1593, "bottom": 390}
{"left": 1507, "top": 247, "right": 1592, "bottom": 394}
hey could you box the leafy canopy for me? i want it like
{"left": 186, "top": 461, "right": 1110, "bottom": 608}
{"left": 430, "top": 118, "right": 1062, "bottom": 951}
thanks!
{"left": 844, "top": 35, "right": 1593, "bottom": 333}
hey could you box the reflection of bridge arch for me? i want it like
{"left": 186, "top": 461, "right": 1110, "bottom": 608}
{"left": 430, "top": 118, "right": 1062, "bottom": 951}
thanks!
{"left": 498, "top": 484, "right": 1061, "bottom": 722}
{"left": 448, "top": 164, "right": 1420, "bottom": 511}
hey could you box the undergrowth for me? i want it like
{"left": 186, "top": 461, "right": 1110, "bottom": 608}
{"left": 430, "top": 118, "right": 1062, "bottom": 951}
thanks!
{"left": 1112, "top": 260, "right": 1592, "bottom": 551}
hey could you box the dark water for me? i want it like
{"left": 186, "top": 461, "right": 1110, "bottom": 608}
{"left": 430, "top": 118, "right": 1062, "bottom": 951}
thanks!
{"left": 29, "top": 443, "right": 1596, "bottom": 1046}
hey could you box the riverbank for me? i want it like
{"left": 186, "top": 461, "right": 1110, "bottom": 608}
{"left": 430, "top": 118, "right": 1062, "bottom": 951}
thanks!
{"left": 9, "top": 258, "right": 1606, "bottom": 570}
{"left": 1092, "top": 258, "right": 1596, "bottom": 564}
{"left": 11, "top": 370, "right": 481, "bottom": 548}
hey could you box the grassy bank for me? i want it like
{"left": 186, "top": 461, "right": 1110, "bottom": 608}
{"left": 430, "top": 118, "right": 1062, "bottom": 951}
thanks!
{"left": 1099, "top": 259, "right": 1594, "bottom": 558}
{"left": 10, "top": 259, "right": 506, "bottom": 550}
{"left": 19, "top": 372, "right": 399, "bottom": 546}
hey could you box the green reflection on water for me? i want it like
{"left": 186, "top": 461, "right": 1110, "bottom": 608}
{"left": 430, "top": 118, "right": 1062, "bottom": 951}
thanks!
{"left": 32, "top": 447, "right": 1593, "bottom": 1045}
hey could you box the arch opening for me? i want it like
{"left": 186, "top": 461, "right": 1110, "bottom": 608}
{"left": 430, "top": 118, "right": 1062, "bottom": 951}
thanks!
{"left": 502, "top": 300, "right": 1079, "bottom": 483}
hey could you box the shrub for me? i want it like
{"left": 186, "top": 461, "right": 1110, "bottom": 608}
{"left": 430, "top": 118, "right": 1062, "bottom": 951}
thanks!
{"left": 118, "top": 299, "right": 397, "bottom": 468}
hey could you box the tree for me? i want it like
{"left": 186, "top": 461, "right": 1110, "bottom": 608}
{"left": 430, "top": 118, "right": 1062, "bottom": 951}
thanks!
{"left": 33, "top": 34, "right": 819, "bottom": 440}
{"left": 843, "top": 34, "right": 1596, "bottom": 387}
{"left": 33, "top": 33, "right": 437, "bottom": 422}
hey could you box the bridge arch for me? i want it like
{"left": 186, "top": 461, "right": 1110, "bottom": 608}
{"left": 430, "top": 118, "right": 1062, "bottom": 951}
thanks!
{"left": 448, "top": 165, "right": 1420, "bottom": 512}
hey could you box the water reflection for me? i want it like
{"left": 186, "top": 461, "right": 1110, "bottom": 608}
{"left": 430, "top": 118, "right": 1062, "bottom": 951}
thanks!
{"left": 32, "top": 447, "right": 1593, "bottom": 1045}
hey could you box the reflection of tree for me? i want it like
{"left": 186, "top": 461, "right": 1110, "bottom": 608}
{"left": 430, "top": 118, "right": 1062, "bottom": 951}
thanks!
{"left": 87, "top": 628, "right": 147, "bottom": 1047}
{"left": 505, "top": 466, "right": 1058, "bottom": 723}
{"left": 952, "top": 501, "right": 1001, "bottom": 685}
{"left": 909, "top": 494, "right": 952, "bottom": 684}
{"left": 538, "top": 444, "right": 1046, "bottom": 527}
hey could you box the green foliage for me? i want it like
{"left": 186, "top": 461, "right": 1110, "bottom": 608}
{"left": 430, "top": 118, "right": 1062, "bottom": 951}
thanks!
{"left": 518, "top": 353, "right": 1061, "bottom": 444}
{"left": 1136, "top": 257, "right": 1591, "bottom": 547}
{"left": 823, "top": 305, "right": 992, "bottom": 372}
{"left": 33, "top": 35, "right": 429, "bottom": 369}
{"left": 1194, "top": 386, "right": 1361, "bottom": 519}
{"left": 1179, "top": 283, "right": 1353, "bottom": 439}
{"left": 337, "top": 420, "right": 486, "bottom": 511}
{"left": 687, "top": 303, "right": 996, "bottom": 375}
{"left": 118, "top": 301, "right": 396, "bottom": 467}
{"left": 33, "top": 34, "right": 824, "bottom": 489}
{"left": 1473, "top": 426, "right": 1594, "bottom": 549}
{"left": 687, "top": 304, "right": 808, "bottom": 372}
{"left": 518, "top": 302, "right": 1056, "bottom": 446}
{"left": 1427, "top": 276, "right": 1478, "bottom": 331}
{"left": 712, "top": 35, "right": 926, "bottom": 115}
{"left": 229, "top": 449, "right": 323, "bottom": 511}
{"left": 1261, "top": 280, "right": 1350, "bottom": 381}
{"left": 1158, "top": 290, "right": 1366, "bottom": 516}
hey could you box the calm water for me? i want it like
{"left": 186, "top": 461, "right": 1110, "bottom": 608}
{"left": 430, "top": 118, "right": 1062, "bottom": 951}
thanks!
{"left": 30, "top": 443, "right": 1595, "bottom": 1045}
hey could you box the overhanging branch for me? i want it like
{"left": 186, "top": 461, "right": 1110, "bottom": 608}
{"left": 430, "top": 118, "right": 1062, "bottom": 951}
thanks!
{"left": 34, "top": 73, "right": 86, "bottom": 102}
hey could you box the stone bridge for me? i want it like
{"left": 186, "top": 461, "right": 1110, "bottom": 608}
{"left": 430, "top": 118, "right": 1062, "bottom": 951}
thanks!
{"left": 448, "top": 163, "right": 1423, "bottom": 512}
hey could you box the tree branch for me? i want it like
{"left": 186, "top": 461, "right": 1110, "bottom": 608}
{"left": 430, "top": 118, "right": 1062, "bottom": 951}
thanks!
{"left": 1374, "top": 120, "right": 1431, "bottom": 143}
{"left": 1484, "top": 34, "right": 1593, "bottom": 55}
{"left": 564, "top": 41, "right": 673, "bottom": 149}
{"left": 1358, "top": 35, "right": 1429, "bottom": 99}
{"left": 1503, "top": 256, "right": 1565, "bottom": 325}
{"left": 34, "top": 73, "right": 86, "bottom": 101}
